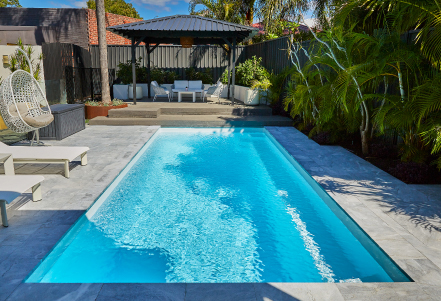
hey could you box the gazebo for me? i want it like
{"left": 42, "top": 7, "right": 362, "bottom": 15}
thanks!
{"left": 107, "top": 15, "right": 258, "bottom": 105}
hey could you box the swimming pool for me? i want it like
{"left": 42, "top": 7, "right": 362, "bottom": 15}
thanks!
{"left": 26, "top": 128, "right": 410, "bottom": 283}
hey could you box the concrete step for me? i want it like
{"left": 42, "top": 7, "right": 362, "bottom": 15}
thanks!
{"left": 89, "top": 115, "right": 293, "bottom": 127}
{"left": 159, "top": 107, "right": 272, "bottom": 116}
{"left": 108, "top": 107, "right": 159, "bottom": 118}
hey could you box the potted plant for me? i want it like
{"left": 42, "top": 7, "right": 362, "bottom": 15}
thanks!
{"left": 84, "top": 98, "right": 128, "bottom": 119}
{"left": 221, "top": 56, "right": 270, "bottom": 105}
{"left": 114, "top": 58, "right": 147, "bottom": 99}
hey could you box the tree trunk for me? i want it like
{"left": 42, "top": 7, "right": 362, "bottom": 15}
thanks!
{"left": 361, "top": 128, "right": 369, "bottom": 155}
{"left": 96, "top": 0, "right": 111, "bottom": 105}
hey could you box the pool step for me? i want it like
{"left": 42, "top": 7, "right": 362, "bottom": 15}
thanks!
{"left": 89, "top": 115, "right": 293, "bottom": 127}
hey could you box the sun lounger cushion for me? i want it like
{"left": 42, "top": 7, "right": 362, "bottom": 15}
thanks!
{"left": 0, "top": 175, "right": 44, "bottom": 204}
{"left": 0, "top": 141, "right": 88, "bottom": 162}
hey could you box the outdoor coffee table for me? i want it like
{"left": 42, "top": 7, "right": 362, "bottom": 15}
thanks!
{"left": 172, "top": 89, "right": 196, "bottom": 102}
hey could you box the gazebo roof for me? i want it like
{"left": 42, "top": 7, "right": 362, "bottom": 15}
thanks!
{"left": 107, "top": 15, "right": 258, "bottom": 45}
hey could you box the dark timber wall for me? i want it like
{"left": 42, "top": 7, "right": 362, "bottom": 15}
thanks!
{"left": 0, "top": 8, "right": 89, "bottom": 49}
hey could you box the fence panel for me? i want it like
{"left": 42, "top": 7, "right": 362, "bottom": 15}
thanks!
{"left": 91, "top": 45, "right": 246, "bottom": 82}
{"left": 42, "top": 43, "right": 91, "bottom": 104}
{"left": 65, "top": 66, "right": 115, "bottom": 103}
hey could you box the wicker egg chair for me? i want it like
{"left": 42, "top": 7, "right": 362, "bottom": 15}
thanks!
{"left": 0, "top": 48, "right": 53, "bottom": 145}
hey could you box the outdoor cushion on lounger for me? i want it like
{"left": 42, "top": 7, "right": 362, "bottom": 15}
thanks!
{"left": 0, "top": 142, "right": 89, "bottom": 178}
{"left": 0, "top": 175, "right": 44, "bottom": 227}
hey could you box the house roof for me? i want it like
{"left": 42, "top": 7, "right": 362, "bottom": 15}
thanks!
{"left": 107, "top": 15, "right": 258, "bottom": 45}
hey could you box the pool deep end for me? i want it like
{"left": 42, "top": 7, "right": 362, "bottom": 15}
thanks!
{"left": 26, "top": 128, "right": 411, "bottom": 283}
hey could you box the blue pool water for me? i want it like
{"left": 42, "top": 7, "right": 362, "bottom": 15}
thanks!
{"left": 26, "top": 128, "right": 410, "bottom": 283}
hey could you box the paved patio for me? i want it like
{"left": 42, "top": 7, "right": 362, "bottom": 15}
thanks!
{"left": 0, "top": 125, "right": 440, "bottom": 300}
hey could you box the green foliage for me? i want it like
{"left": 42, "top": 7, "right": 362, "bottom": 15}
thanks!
{"left": 264, "top": 67, "right": 293, "bottom": 105}
{"left": 0, "top": 0, "right": 20, "bottom": 7}
{"left": 9, "top": 39, "right": 43, "bottom": 81}
{"left": 185, "top": 67, "right": 213, "bottom": 84}
{"left": 221, "top": 56, "right": 270, "bottom": 87}
{"left": 189, "top": 0, "right": 245, "bottom": 24}
{"left": 151, "top": 67, "right": 180, "bottom": 85}
{"left": 116, "top": 57, "right": 147, "bottom": 84}
{"left": 87, "top": 0, "right": 141, "bottom": 19}
{"left": 85, "top": 98, "right": 125, "bottom": 107}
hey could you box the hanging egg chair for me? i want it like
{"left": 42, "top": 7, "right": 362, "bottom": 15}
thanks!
{"left": 0, "top": 48, "right": 53, "bottom": 144}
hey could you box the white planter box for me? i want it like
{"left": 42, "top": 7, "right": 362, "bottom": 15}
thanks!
{"left": 244, "top": 89, "right": 260, "bottom": 106}
{"left": 139, "top": 84, "right": 148, "bottom": 97}
{"left": 128, "top": 85, "right": 143, "bottom": 99}
{"left": 215, "top": 84, "right": 261, "bottom": 105}
{"left": 113, "top": 84, "right": 129, "bottom": 100}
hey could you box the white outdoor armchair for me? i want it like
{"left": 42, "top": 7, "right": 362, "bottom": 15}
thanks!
{"left": 204, "top": 82, "right": 224, "bottom": 103}
{"left": 151, "top": 81, "right": 171, "bottom": 102}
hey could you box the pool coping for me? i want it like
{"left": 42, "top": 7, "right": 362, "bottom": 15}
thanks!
{"left": 0, "top": 125, "right": 440, "bottom": 300}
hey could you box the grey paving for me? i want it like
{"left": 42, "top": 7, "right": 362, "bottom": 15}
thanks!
{"left": 0, "top": 125, "right": 440, "bottom": 300}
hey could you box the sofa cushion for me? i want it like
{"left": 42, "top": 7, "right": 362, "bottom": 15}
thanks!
{"left": 174, "top": 80, "right": 188, "bottom": 89}
{"left": 188, "top": 80, "right": 203, "bottom": 89}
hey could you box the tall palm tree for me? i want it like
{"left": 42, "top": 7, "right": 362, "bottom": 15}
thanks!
{"left": 96, "top": 0, "right": 111, "bottom": 104}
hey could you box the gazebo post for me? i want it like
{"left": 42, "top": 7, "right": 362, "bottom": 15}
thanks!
{"left": 227, "top": 48, "right": 231, "bottom": 100}
{"left": 231, "top": 38, "right": 237, "bottom": 106}
{"left": 131, "top": 37, "right": 137, "bottom": 105}
{"left": 146, "top": 42, "right": 151, "bottom": 98}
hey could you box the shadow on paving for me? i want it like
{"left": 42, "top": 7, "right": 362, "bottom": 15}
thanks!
{"left": 316, "top": 171, "right": 441, "bottom": 233}
{"left": 271, "top": 130, "right": 441, "bottom": 234}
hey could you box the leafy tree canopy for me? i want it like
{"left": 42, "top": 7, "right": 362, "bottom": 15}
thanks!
{"left": 0, "top": 0, "right": 21, "bottom": 7}
{"left": 87, "top": 0, "right": 142, "bottom": 19}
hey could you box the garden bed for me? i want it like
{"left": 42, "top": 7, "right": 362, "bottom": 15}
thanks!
{"left": 298, "top": 126, "right": 441, "bottom": 185}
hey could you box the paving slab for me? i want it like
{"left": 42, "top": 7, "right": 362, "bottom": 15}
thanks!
{"left": 0, "top": 125, "right": 440, "bottom": 300}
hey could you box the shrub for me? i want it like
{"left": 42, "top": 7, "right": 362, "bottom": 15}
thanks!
{"left": 312, "top": 132, "right": 331, "bottom": 145}
{"left": 389, "top": 162, "right": 429, "bottom": 184}
{"left": 221, "top": 56, "right": 270, "bottom": 88}
{"left": 185, "top": 67, "right": 213, "bottom": 84}
{"left": 151, "top": 67, "right": 180, "bottom": 85}
{"left": 9, "top": 38, "right": 43, "bottom": 81}
{"left": 370, "top": 143, "right": 398, "bottom": 158}
{"left": 116, "top": 57, "right": 146, "bottom": 84}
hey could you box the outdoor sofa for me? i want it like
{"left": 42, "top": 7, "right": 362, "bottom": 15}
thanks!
{"left": 171, "top": 80, "right": 205, "bottom": 102}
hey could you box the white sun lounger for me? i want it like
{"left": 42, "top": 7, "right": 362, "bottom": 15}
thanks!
{"left": 0, "top": 175, "right": 44, "bottom": 227}
{"left": 0, "top": 142, "right": 89, "bottom": 178}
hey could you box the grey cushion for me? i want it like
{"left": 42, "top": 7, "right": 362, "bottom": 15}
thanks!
{"left": 206, "top": 86, "right": 217, "bottom": 94}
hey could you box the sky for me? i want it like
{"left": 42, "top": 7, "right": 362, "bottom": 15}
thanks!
{"left": 19, "top": 0, "right": 315, "bottom": 25}
{"left": 19, "top": 0, "right": 192, "bottom": 19}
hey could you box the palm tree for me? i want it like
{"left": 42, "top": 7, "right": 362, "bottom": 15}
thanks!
{"left": 96, "top": 0, "right": 111, "bottom": 104}
{"left": 189, "top": 0, "right": 245, "bottom": 24}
